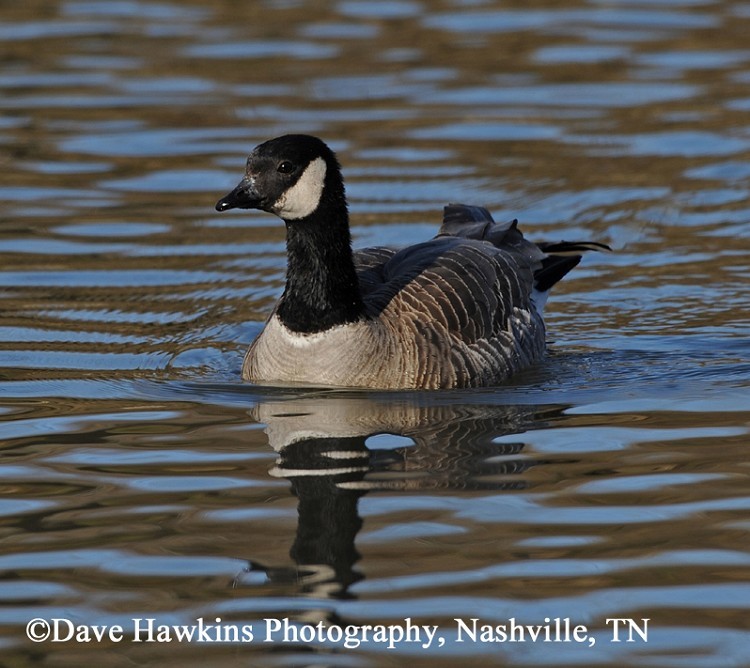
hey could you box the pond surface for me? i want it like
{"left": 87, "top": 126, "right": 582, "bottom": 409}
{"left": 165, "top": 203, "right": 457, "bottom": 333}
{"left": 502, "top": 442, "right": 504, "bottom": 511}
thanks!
{"left": 1, "top": 0, "right": 749, "bottom": 666}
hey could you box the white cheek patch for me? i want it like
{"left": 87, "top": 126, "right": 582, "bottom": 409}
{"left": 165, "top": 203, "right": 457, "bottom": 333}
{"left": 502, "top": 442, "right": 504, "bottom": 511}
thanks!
{"left": 272, "top": 157, "right": 327, "bottom": 220}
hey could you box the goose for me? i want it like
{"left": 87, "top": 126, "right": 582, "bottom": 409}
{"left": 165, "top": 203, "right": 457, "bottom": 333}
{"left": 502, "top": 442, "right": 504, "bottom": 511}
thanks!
{"left": 216, "top": 134, "right": 607, "bottom": 390}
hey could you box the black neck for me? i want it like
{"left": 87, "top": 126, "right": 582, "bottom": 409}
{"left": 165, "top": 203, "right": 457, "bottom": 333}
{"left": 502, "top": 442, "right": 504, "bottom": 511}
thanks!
{"left": 276, "top": 197, "right": 365, "bottom": 334}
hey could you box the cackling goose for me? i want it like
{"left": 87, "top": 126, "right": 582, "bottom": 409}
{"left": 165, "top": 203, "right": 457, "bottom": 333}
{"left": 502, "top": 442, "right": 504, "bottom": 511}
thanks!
{"left": 215, "top": 134, "right": 608, "bottom": 389}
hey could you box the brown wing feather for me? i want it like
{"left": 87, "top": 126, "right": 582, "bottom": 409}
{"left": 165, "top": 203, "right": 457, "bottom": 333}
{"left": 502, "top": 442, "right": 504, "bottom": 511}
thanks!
{"left": 349, "top": 204, "right": 606, "bottom": 387}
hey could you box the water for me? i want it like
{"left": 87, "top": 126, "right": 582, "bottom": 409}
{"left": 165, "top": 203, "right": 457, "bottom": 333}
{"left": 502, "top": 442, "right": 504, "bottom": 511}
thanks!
{"left": 1, "top": 0, "right": 749, "bottom": 665}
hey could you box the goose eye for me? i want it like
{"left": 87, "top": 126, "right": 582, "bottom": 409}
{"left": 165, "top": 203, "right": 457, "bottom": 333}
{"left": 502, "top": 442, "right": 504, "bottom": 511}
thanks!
{"left": 277, "top": 161, "right": 295, "bottom": 174}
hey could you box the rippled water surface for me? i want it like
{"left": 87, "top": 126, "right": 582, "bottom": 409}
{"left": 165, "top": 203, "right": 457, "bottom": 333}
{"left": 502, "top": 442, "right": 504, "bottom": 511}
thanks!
{"left": 1, "top": 1, "right": 749, "bottom": 666}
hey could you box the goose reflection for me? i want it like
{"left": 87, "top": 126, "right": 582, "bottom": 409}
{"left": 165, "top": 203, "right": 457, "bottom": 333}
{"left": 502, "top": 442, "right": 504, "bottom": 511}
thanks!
{"left": 236, "top": 390, "right": 567, "bottom": 602}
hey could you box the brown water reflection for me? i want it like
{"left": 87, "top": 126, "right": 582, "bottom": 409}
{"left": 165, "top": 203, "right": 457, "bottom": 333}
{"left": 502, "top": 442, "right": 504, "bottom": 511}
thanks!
{"left": 2, "top": 386, "right": 748, "bottom": 666}
{"left": 1, "top": 0, "right": 750, "bottom": 665}
{"left": 241, "top": 395, "right": 548, "bottom": 600}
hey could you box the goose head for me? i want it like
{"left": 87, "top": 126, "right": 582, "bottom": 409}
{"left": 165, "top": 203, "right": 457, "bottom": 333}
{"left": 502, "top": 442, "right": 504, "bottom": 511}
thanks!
{"left": 215, "top": 134, "right": 345, "bottom": 222}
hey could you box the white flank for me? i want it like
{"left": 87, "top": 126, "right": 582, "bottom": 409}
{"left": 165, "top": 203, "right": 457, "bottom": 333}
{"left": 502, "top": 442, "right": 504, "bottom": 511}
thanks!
{"left": 272, "top": 156, "right": 327, "bottom": 220}
{"left": 530, "top": 288, "right": 549, "bottom": 316}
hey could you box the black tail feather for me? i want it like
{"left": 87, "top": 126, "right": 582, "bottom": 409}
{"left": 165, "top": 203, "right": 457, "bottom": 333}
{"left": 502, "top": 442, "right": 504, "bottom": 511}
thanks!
{"left": 537, "top": 240, "right": 611, "bottom": 254}
{"left": 535, "top": 255, "right": 582, "bottom": 293}
{"left": 534, "top": 240, "right": 610, "bottom": 292}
